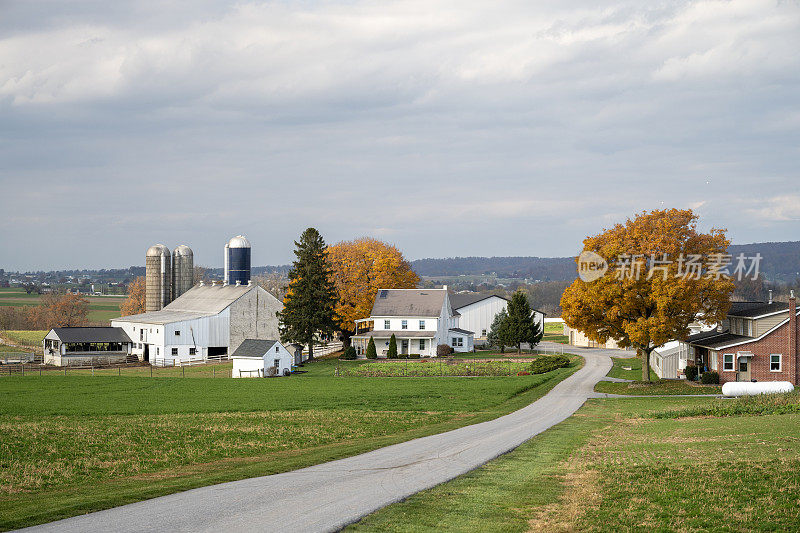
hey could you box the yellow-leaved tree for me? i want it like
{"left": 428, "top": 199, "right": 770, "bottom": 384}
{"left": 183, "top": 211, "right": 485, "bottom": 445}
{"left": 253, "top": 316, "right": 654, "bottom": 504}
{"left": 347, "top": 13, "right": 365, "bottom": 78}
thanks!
{"left": 120, "top": 276, "right": 146, "bottom": 316}
{"left": 327, "top": 237, "right": 420, "bottom": 347}
{"left": 560, "top": 209, "right": 734, "bottom": 381}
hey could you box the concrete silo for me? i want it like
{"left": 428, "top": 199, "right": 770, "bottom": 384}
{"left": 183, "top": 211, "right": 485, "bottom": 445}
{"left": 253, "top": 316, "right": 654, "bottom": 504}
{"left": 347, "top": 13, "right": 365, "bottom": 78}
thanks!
{"left": 146, "top": 244, "right": 171, "bottom": 312}
{"left": 225, "top": 235, "right": 251, "bottom": 285}
{"left": 172, "top": 245, "right": 194, "bottom": 300}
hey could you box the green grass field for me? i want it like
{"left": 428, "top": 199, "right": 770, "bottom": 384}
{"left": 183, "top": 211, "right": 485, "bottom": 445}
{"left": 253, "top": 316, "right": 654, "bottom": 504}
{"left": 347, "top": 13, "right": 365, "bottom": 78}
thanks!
{"left": 596, "top": 357, "right": 720, "bottom": 395}
{"left": 0, "top": 357, "right": 581, "bottom": 530}
{"left": 0, "top": 288, "right": 125, "bottom": 325}
{"left": 349, "top": 394, "right": 800, "bottom": 531}
{"left": 1, "top": 330, "right": 47, "bottom": 347}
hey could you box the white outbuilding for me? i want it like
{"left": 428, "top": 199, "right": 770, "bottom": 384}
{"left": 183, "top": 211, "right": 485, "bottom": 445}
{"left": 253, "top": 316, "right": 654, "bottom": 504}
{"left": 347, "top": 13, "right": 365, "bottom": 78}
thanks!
{"left": 231, "top": 339, "right": 293, "bottom": 378}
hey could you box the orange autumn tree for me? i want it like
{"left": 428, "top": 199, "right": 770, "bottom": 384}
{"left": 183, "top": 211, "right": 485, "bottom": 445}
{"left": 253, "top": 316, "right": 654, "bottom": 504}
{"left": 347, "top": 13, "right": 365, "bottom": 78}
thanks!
{"left": 327, "top": 237, "right": 420, "bottom": 347}
{"left": 27, "top": 292, "right": 90, "bottom": 329}
{"left": 120, "top": 276, "right": 146, "bottom": 316}
{"left": 560, "top": 209, "right": 734, "bottom": 382}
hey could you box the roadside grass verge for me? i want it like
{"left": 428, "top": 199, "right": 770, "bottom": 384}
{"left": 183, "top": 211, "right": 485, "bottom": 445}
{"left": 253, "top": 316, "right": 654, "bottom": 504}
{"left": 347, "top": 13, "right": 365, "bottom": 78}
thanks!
{"left": 0, "top": 357, "right": 581, "bottom": 530}
{"left": 337, "top": 356, "right": 570, "bottom": 377}
{"left": 595, "top": 379, "right": 721, "bottom": 395}
{"left": 350, "top": 395, "right": 800, "bottom": 531}
{"left": 652, "top": 391, "right": 800, "bottom": 419}
{"left": 605, "top": 356, "right": 656, "bottom": 381}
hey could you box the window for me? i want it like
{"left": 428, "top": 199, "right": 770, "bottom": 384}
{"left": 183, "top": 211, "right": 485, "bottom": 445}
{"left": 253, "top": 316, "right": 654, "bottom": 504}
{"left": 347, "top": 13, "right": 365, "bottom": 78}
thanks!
{"left": 771, "top": 354, "right": 782, "bottom": 372}
{"left": 746, "top": 320, "right": 752, "bottom": 336}
{"left": 481, "top": 329, "right": 487, "bottom": 337}
{"left": 276, "top": 346, "right": 280, "bottom": 352}
{"left": 452, "top": 337, "right": 463, "bottom": 347}
{"left": 379, "top": 290, "right": 388, "bottom": 298}
{"left": 274, "top": 359, "right": 280, "bottom": 369}
{"left": 189, "top": 347, "right": 196, "bottom": 356}
{"left": 723, "top": 353, "right": 734, "bottom": 371}
{"left": 419, "top": 320, "right": 425, "bottom": 330}
{"left": 385, "top": 320, "right": 390, "bottom": 329}
{"left": 419, "top": 339, "right": 426, "bottom": 350}
{"left": 175, "top": 330, "right": 180, "bottom": 336}
{"left": 171, "top": 348, "right": 178, "bottom": 356}
{"left": 402, "top": 320, "right": 408, "bottom": 330}
{"left": 156, "top": 347, "right": 160, "bottom": 356}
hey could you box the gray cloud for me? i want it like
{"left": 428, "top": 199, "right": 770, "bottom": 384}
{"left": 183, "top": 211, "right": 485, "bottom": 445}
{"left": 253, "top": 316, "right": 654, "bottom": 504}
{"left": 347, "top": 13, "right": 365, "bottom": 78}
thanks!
{"left": 1, "top": 0, "right": 798, "bottom": 270}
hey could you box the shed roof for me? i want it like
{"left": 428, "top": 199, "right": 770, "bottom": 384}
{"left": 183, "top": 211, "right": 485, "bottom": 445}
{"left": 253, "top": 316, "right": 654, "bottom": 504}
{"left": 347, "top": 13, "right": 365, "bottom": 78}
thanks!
{"left": 48, "top": 327, "right": 132, "bottom": 343}
{"left": 231, "top": 339, "right": 279, "bottom": 357}
{"left": 370, "top": 289, "right": 446, "bottom": 317}
{"left": 449, "top": 327, "right": 475, "bottom": 335}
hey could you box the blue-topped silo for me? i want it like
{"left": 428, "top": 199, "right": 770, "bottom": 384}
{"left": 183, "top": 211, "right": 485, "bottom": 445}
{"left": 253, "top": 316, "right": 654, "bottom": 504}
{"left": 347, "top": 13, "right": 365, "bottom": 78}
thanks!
{"left": 226, "top": 235, "right": 251, "bottom": 285}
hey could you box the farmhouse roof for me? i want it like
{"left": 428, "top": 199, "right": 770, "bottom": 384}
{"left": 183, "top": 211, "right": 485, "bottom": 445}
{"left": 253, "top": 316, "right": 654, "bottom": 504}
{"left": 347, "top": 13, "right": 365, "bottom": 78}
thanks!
{"left": 727, "top": 301, "right": 798, "bottom": 319}
{"left": 688, "top": 331, "right": 752, "bottom": 349}
{"left": 370, "top": 289, "right": 446, "bottom": 317}
{"left": 231, "top": 339, "right": 279, "bottom": 357}
{"left": 49, "top": 327, "right": 132, "bottom": 343}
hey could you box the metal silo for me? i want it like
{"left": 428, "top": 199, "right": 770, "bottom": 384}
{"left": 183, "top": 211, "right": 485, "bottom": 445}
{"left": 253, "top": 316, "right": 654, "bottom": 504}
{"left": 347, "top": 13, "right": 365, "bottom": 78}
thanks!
{"left": 226, "top": 235, "right": 251, "bottom": 285}
{"left": 145, "top": 244, "right": 171, "bottom": 312}
{"left": 172, "top": 245, "right": 194, "bottom": 300}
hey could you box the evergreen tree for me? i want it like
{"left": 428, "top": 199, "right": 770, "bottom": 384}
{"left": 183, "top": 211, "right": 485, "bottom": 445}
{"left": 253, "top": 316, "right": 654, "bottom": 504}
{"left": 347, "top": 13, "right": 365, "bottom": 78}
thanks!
{"left": 278, "top": 228, "right": 338, "bottom": 360}
{"left": 366, "top": 337, "right": 377, "bottom": 359}
{"left": 487, "top": 308, "right": 510, "bottom": 353}
{"left": 387, "top": 334, "right": 398, "bottom": 358}
{"left": 505, "top": 290, "right": 542, "bottom": 354}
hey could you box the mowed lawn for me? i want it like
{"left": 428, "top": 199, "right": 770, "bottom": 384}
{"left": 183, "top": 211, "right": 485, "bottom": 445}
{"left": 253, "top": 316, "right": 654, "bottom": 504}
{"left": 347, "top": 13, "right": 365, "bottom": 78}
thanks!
{"left": 0, "top": 357, "right": 581, "bottom": 530}
{"left": 349, "top": 395, "right": 800, "bottom": 532}
{"left": 595, "top": 357, "right": 721, "bottom": 395}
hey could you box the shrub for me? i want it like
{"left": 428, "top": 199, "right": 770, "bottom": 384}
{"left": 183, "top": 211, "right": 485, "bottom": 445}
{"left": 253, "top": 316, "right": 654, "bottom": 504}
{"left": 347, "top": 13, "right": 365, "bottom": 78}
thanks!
{"left": 437, "top": 344, "right": 453, "bottom": 357}
{"left": 387, "top": 334, "right": 398, "bottom": 358}
{"left": 341, "top": 346, "right": 357, "bottom": 360}
{"left": 701, "top": 371, "right": 720, "bottom": 384}
{"left": 366, "top": 337, "right": 377, "bottom": 359}
{"left": 528, "top": 355, "right": 570, "bottom": 374}
{"left": 409, "top": 353, "right": 420, "bottom": 359}
{"left": 396, "top": 353, "right": 408, "bottom": 359}
{"left": 517, "top": 371, "right": 530, "bottom": 376}
{"left": 684, "top": 365, "right": 698, "bottom": 381}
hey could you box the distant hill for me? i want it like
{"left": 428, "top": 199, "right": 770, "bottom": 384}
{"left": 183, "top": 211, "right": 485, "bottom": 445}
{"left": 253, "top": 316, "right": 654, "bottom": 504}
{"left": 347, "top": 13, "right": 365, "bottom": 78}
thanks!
{"left": 411, "top": 241, "right": 800, "bottom": 283}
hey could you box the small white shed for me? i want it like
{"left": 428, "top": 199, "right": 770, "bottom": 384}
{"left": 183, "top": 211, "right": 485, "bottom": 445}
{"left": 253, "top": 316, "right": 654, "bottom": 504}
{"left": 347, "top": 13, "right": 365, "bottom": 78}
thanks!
{"left": 231, "top": 339, "right": 293, "bottom": 378}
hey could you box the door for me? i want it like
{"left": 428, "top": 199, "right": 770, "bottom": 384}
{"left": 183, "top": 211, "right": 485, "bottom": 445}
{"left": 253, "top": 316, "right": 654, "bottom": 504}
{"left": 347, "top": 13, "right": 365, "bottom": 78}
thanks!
{"left": 143, "top": 344, "right": 149, "bottom": 362}
{"left": 401, "top": 340, "right": 409, "bottom": 355}
{"left": 737, "top": 358, "right": 751, "bottom": 381}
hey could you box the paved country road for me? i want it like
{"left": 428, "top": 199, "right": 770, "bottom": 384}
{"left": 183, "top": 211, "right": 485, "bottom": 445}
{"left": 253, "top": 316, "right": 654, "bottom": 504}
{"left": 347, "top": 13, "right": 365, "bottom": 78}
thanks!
{"left": 23, "top": 346, "right": 625, "bottom": 533}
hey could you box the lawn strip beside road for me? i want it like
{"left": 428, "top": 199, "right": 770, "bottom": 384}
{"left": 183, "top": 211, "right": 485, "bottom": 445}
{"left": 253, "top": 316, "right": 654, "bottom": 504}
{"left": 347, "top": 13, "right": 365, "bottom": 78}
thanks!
{"left": 0, "top": 357, "right": 581, "bottom": 530}
{"left": 349, "top": 395, "right": 800, "bottom": 531}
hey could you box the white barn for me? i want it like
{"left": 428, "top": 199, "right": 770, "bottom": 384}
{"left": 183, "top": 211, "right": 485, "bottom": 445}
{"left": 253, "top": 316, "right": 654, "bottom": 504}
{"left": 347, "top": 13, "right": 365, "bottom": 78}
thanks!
{"left": 450, "top": 293, "right": 546, "bottom": 345}
{"left": 231, "top": 339, "right": 293, "bottom": 378}
{"left": 112, "top": 281, "right": 282, "bottom": 366}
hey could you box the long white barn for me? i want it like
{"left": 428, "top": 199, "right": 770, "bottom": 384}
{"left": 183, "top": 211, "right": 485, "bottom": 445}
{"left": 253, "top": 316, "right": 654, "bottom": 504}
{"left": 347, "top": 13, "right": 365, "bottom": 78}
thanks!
{"left": 449, "top": 293, "right": 546, "bottom": 344}
{"left": 112, "top": 281, "right": 282, "bottom": 366}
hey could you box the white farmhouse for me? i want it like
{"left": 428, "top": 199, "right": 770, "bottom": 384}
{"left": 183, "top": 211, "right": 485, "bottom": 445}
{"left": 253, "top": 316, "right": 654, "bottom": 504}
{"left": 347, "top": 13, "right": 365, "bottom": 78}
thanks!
{"left": 231, "top": 339, "right": 293, "bottom": 378}
{"left": 449, "top": 293, "right": 546, "bottom": 345}
{"left": 112, "top": 281, "right": 282, "bottom": 366}
{"left": 351, "top": 287, "right": 474, "bottom": 356}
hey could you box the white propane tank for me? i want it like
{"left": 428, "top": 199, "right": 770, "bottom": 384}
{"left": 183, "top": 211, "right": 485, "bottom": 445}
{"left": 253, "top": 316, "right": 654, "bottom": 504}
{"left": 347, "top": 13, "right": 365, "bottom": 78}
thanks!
{"left": 722, "top": 381, "right": 795, "bottom": 397}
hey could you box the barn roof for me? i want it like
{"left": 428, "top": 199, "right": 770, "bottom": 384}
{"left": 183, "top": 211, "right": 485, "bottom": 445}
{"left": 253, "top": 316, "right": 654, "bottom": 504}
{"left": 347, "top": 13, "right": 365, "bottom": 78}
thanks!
{"left": 114, "top": 284, "right": 258, "bottom": 324}
{"left": 370, "top": 289, "right": 446, "bottom": 317}
{"left": 48, "top": 327, "right": 132, "bottom": 343}
{"left": 231, "top": 339, "right": 279, "bottom": 357}
{"left": 449, "top": 292, "right": 508, "bottom": 309}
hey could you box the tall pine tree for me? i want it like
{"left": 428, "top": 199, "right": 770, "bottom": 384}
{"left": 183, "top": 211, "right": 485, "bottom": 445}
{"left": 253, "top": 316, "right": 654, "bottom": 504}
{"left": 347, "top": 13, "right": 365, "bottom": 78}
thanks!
{"left": 505, "top": 290, "right": 542, "bottom": 354}
{"left": 278, "top": 228, "right": 338, "bottom": 360}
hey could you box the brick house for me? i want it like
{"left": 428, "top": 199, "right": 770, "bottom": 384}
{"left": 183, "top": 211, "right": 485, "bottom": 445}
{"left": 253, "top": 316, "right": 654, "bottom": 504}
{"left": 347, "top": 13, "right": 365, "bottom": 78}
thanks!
{"left": 683, "top": 293, "right": 799, "bottom": 384}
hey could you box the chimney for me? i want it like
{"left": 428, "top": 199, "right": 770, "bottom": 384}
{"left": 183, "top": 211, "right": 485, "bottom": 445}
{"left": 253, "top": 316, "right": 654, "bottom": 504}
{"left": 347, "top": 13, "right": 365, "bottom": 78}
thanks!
{"left": 769, "top": 290, "right": 773, "bottom": 304}
{"left": 790, "top": 290, "right": 797, "bottom": 385}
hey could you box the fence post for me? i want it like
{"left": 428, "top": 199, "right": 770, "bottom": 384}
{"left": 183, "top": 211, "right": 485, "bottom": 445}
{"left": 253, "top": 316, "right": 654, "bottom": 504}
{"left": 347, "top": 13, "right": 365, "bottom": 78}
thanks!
{"left": 182, "top": 366, "right": 185, "bottom": 378}
{"left": 92, "top": 365, "right": 94, "bottom": 377}
{"left": 213, "top": 366, "right": 215, "bottom": 378}
{"left": 39, "top": 368, "right": 42, "bottom": 377}
{"left": 150, "top": 366, "right": 153, "bottom": 378}
{"left": 21, "top": 365, "right": 24, "bottom": 376}
{"left": 64, "top": 367, "right": 67, "bottom": 376}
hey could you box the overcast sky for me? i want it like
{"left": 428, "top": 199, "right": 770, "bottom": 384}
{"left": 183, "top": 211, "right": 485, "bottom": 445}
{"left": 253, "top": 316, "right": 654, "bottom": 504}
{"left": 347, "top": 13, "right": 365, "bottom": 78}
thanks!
{"left": 1, "top": 0, "right": 799, "bottom": 271}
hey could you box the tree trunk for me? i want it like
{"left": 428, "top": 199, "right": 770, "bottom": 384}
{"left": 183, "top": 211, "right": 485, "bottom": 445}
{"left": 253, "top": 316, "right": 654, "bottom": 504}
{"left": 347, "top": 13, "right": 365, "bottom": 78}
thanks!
{"left": 307, "top": 341, "right": 314, "bottom": 361}
{"left": 517, "top": 343, "right": 522, "bottom": 354}
{"left": 341, "top": 331, "right": 353, "bottom": 349}
{"left": 641, "top": 348, "right": 653, "bottom": 382}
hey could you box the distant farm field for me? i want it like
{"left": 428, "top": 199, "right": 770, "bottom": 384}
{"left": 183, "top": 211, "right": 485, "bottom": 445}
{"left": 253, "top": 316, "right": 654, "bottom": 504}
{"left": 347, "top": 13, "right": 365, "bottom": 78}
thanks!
{"left": 0, "top": 357, "right": 581, "bottom": 530}
{"left": 1, "top": 330, "right": 48, "bottom": 347}
{"left": 0, "top": 288, "right": 125, "bottom": 326}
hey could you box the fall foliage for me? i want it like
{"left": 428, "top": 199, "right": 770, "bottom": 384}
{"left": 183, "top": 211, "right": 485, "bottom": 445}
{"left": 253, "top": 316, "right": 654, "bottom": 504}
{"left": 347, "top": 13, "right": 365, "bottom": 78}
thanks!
{"left": 26, "top": 293, "right": 90, "bottom": 329}
{"left": 327, "top": 238, "right": 420, "bottom": 344}
{"left": 560, "top": 209, "right": 734, "bottom": 381}
{"left": 120, "top": 276, "right": 146, "bottom": 316}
